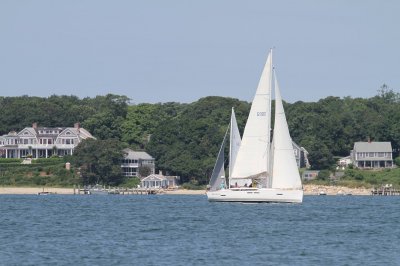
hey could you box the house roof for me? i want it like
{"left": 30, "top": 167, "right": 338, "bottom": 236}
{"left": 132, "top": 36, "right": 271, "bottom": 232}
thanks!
{"left": 141, "top": 174, "right": 166, "bottom": 181}
{"left": 65, "top": 128, "right": 94, "bottom": 140}
{"left": 18, "top": 128, "right": 37, "bottom": 136}
{"left": 123, "top": 148, "right": 154, "bottom": 160}
{"left": 5, "top": 126, "right": 94, "bottom": 140}
{"left": 353, "top": 142, "right": 392, "bottom": 152}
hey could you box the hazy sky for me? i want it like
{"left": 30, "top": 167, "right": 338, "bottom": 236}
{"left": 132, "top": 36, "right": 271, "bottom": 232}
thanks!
{"left": 1, "top": 0, "right": 399, "bottom": 104}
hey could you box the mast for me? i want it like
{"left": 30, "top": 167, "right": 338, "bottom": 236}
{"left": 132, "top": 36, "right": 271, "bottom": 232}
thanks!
{"left": 266, "top": 48, "right": 273, "bottom": 186}
{"left": 229, "top": 108, "right": 234, "bottom": 180}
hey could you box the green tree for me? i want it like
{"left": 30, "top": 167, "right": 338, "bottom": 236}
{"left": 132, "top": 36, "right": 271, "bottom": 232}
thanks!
{"left": 81, "top": 94, "right": 130, "bottom": 140}
{"left": 72, "top": 139, "right": 126, "bottom": 185}
{"left": 138, "top": 165, "right": 152, "bottom": 178}
{"left": 394, "top": 157, "right": 400, "bottom": 167}
{"left": 121, "top": 102, "right": 184, "bottom": 148}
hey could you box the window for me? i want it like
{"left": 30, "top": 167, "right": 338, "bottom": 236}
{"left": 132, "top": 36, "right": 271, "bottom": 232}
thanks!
{"left": 24, "top": 139, "right": 28, "bottom": 144}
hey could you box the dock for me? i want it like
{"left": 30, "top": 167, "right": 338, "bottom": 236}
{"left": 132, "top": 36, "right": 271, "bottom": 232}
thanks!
{"left": 73, "top": 185, "right": 164, "bottom": 195}
{"left": 371, "top": 184, "right": 400, "bottom": 196}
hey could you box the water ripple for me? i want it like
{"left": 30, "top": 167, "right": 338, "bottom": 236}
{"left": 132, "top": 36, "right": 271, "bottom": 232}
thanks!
{"left": 0, "top": 195, "right": 399, "bottom": 265}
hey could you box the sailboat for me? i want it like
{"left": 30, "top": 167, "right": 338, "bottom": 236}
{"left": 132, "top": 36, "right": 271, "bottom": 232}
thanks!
{"left": 206, "top": 50, "right": 303, "bottom": 203}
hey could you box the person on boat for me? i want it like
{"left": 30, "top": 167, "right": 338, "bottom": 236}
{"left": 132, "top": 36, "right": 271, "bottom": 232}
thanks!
{"left": 219, "top": 176, "right": 226, "bottom": 190}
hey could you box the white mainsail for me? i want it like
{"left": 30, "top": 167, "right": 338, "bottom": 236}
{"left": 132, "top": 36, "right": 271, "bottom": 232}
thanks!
{"left": 230, "top": 51, "right": 272, "bottom": 180}
{"left": 271, "top": 72, "right": 302, "bottom": 189}
{"left": 229, "top": 108, "right": 241, "bottom": 179}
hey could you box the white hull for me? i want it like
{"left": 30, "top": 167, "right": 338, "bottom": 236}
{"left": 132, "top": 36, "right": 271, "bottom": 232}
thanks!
{"left": 89, "top": 189, "right": 109, "bottom": 195}
{"left": 207, "top": 188, "right": 303, "bottom": 203}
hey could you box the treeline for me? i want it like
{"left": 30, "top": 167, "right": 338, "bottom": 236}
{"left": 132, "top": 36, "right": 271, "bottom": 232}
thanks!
{"left": 0, "top": 94, "right": 129, "bottom": 140}
{"left": 1, "top": 86, "right": 400, "bottom": 184}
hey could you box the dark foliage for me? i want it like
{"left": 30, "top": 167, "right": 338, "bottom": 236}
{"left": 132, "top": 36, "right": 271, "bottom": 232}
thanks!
{"left": 1, "top": 86, "right": 400, "bottom": 184}
{"left": 71, "top": 139, "right": 126, "bottom": 185}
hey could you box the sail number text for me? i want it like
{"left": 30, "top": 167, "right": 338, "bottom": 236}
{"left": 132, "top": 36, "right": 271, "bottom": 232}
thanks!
{"left": 257, "top": 112, "right": 267, "bottom": 116}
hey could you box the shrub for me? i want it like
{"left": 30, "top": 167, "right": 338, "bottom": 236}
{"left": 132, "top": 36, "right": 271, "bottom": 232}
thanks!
{"left": 0, "top": 158, "right": 23, "bottom": 163}
{"left": 317, "top": 170, "right": 330, "bottom": 180}
{"left": 354, "top": 172, "right": 364, "bottom": 180}
{"left": 181, "top": 180, "right": 205, "bottom": 190}
{"left": 120, "top": 177, "right": 140, "bottom": 188}
{"left": 394, "top": 157, "right": 400, "bottom": 167}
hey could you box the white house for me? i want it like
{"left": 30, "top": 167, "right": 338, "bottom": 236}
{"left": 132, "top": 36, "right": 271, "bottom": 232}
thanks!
{"left": 337, "top": 156, "right": 352, "bottom": 170}
{"left": 0, "top": 123, "right": 94, "bottom": 159}
{"left": 140, "top": 171, "right": 180, "bottom": 188}
{"left": 141, "top": 174, "right": 168, "bottom": 188}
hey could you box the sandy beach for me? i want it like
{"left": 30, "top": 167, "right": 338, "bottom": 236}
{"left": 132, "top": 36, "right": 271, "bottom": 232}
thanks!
{"left": 0, "top": 187, "right": 75, "bottom": 195}
{"left": 0, "top": 185, "right": 372, "bottom": 195}
{"left": 0, "top": 187, "right": 206, "bottom": 195}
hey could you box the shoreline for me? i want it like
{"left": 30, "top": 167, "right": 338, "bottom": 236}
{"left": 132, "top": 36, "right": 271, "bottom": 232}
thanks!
{"left": 302, "top": 185, "right": 370, "bottom": 196}
{"left": 0, "top": 185, "right": 372, "bottom": 195}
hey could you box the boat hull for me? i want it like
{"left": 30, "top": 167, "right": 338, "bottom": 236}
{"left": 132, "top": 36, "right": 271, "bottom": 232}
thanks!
{"left": 89, "top": 190, "right": 109, "bottom": 195}
{"left": 207, "top": 188, "right": 303, "bottom": 203}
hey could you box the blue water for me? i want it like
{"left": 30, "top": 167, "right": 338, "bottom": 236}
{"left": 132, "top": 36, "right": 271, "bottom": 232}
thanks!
{"left": 0, "top": 195, "right": 399, "bottom": 266}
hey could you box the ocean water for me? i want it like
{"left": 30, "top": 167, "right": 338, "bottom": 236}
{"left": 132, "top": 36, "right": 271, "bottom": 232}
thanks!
{"left": 0, "top": 195, "right": 399, "bottom": 266}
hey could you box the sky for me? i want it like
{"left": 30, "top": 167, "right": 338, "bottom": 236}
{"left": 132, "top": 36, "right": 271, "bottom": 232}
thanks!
{"left": 0, "top": 0, "right": 399, "bottom": 104}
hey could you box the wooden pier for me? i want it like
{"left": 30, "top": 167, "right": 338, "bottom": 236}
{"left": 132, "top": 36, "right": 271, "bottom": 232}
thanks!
{"left": 73, "top": 185, "right": 164, "bottom": 195}
{"left": 371, "top": 185, "right": 400, "bottom": 196}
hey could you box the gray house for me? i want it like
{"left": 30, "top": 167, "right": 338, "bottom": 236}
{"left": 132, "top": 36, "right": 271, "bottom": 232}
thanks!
{"left": 351, "top": 141, "right": 393, "bottom": 169}
{"left": 292, "top": 141, "right": 310, "bottom": 169}
{"left": 121, "top": 149, "right": 155, "bottom": 177}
